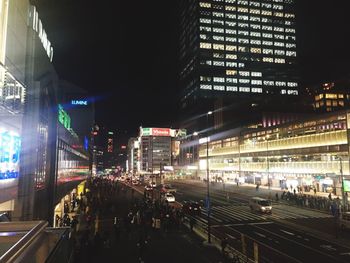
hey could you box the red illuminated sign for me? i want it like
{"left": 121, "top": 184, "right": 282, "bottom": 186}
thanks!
{"left": 152, "top": 128, "right": 171, "bottom": 136}
{"left": 121, "top": 145, "right": 127, "bottom": 149}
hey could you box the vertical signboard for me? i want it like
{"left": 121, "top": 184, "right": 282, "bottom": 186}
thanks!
{"left": 0, "top": 129, "right": 21, "bottom": 179}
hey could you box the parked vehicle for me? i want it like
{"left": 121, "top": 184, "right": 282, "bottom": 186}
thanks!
{"left": 182, "top": 200, "right": 201, "bottom": 216}
{"left": 249, "top": 197, "right": 272, "bottom": 214}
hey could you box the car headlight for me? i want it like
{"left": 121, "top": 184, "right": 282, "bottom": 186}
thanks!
{"left": 261, "top": 207, "right": 266, "bottom": 210}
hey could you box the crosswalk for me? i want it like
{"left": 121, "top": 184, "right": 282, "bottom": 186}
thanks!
{"left": 199, "top": 204, "right": 333, "bottom": 225}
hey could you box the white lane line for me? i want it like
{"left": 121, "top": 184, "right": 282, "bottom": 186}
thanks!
{"left": 254, "top": 231, "right": 267, "bottom": 238}
{"left": 320, "top": 244, "right": 337, "bottom": 251}
{"left": 280, "top": 229, "right": 295, "bottom": 236}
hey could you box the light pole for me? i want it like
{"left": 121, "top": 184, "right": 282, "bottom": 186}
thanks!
{"left": 266, "top": 135, "right": 270, "bottom": 189}
{"left": 206, "top": 111, "right": 212, "bottom": 243}
{"left": 339, "top": 157, "right": 347, "bottom": 211}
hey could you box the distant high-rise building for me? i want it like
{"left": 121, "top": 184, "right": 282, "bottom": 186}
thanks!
{"left": 179, "top": 0, "right": 299, "bottom": 131}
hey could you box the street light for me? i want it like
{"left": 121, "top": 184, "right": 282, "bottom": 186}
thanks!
{"left": 206, "top": 111, "right": 212, "bottom": 243}
{"left": 339, "top": 157, "right": 347, "bottom": 211}
{"left": 266, "top": 135, "right": 270, "bottom": 189}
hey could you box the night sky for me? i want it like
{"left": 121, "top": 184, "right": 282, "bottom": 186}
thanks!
{"left": 34, "top": 0, "right": 350, "bottom": 136}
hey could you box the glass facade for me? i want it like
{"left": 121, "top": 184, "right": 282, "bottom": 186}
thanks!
{"left": 180, "top": 0, "right": 298, "bottom": 105}
{"left": 199, "top": 111, "right": 350, "bottom": 192}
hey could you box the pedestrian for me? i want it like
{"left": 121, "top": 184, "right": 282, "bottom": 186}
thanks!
{"left": 313, "top": 187, "right": 317, "bottom": 195}
{"left": 275, "top": 193, "right": 279, "bottom": 201}
{"left": 189, "top": 217, "right": 195, "bottom": 232}
{"left": 226, "top": 192, "right": 230, "bottom": 202}
{"left": 328, "top": 192, "right": 332, "bottom": 201}
{"left": 221, "top": 237, "right": 228, "bottom": 255}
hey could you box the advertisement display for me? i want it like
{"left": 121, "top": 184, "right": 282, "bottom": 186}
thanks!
{"left": 344, "top": 179, "right": 350, "bottom": 192}
{"left": 0, "top": 129, "right": 21, "bottom": 180}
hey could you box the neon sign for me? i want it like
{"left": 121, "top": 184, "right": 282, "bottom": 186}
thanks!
{"left": 58, "top": 104, "right": 71, "bottom": 130}
{"left": 0, "top": 130, "right": 21, "bottom": 180}
{"left": 71, "top": 100, "right": 88, "bottom": 106}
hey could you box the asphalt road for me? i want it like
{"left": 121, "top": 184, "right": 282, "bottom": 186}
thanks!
{"left": 133, "top": 179, "right": 350, "bottom": 263}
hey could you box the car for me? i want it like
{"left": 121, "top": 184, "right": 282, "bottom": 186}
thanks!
{"left": 162, "top": 184, "right": 177, "bottom": 193}
{"left": 182, "top": 200, "right": 201, "bottom": 216}
{"left": 150, "top": 182, "right": 156, "bottom": 188}
{"left": 249, "top": 197, "right": 272, "bottom": 214}
{"left": 163, "top": 193, "right": 175, "bottom": 203}
{"left": 132, "top": 180, "right": 140, "bottom": 185}
{"left": 144, "top": 185, "right": 153, "bottom": 191}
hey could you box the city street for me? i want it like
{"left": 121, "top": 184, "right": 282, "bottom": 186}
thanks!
{"left": 131, "top": 179, "right": 350, "bottom": 262}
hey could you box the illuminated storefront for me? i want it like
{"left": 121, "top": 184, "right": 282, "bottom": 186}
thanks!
{"left": 199, "top": 111, "right": 350, "bottom": 194}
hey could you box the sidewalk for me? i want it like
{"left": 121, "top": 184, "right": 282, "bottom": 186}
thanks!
{"left": 73, "top": 179, "right": 231, "bottom": 263}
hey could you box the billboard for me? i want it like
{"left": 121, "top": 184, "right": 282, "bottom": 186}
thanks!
{"left": 344, "top": 179, "right": 350, "bottom": 192}
{"left": 0, "top": 129, "right": 21, "bottom": 180}
{"left": 141, "top": 127, "right": 185, "bottom": 137}
{"left": 140, "top": 127, "right": 170, "bottom": 137}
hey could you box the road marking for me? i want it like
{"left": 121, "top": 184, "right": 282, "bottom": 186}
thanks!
{"left": 254, "top": 231, "right": 266, "bottom": 238}
{"left": 339, "top": 252, "right": 350, "bottom": 256}
{"left": 226, "top": 234, "right": 237, "bottom": 240}
{"left": 280, "top": 229, "right": 295, "bottom": 236}
{"left": 320, "top": 244, "right": 337, "bottom": 251}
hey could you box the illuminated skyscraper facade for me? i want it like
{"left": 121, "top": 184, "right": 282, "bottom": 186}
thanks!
{"left": 179, "top": 0, "right": 298, "bottom": 116}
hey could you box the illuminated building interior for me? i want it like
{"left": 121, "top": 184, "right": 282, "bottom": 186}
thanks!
{"left": 199, "top": 110, "right": 350, "bottom": 192}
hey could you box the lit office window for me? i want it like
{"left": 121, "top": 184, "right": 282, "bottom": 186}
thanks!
{"left": 251, "top": 24, "right": 261, "bottom": 30}
{"left": 262, "top": 41, "right": 273, "bottom": 46}
{"left": 227, "top": 86, "right": 238, "bottom": 91}
{"left": 238, "top": 31, "right": 249, "bottom": 36}
{"left": 226, "top": 70, "right": 237, "bottom": 75}
{"left": 226, "top": 13, "right": 236, "bottom": 19}
{"left": 200, "top": 42, "right": 212, "bottom": 49}
{"left": 213, "top": 85, "right": 225, "bottom": 91}
{"left": 263, "top": 49, "right": 273, "bottom": 55}
{"left": 239, "top": 79, "right": 250, "bottom": 84}
{"left": 251, "top": 40, "right": 261, "bottom": 45}
{"left": 226, "top": 5, "right": 236, "bottom": 11}
{"left": 213, "top": 61, "right": 225, "bottom": 66}
{"left": 226, "top": 78, "right": 238, "bottom": 83}
{"left": 213, "top": 27, "right": 225, "bottom": 33}
{"left": 263, "top": 57, "right": 274, "bottom": 63}
{"left": 239, "top": 87, "right": 250, "bottom": 92}
{"left": 252, "top": 88, "right": 263, "bottom": 93}
{"left": 226, "top": 45, "right": 237, "bottom": 51}
{"left": 264, "top": 80, "right": 274, "bottom": 86}
{"left": 226, "top": 37, "right": 237, "bottom": 42}
{"left": 213, "top": 19, "right": 224, "bottom": 25}
{"left": 238, "top": 38, "right": 249, "bottom": 44}
{"left": 213, "top": 77, "right": 225, "bottom": 82}
{"left": 274, "top": 50, "right": 285, "bottom": 55}
{"left": 213, "top": 35, "right": 225, "bottom": 41}
{"left": 226, "top": 61, "right": 237, "bottom": 67}
{"left": 199, "top": 2, "right": 211, "bottom": 8}
{"left": 250, "top": 48, "right": 261, "bottom": 54}
{"left": 225, "top": 29, "right": 237, "bottom": 34}
{"left": 213, "top": 53, "right": 225, "bottom": 58}
{"left": 239, "top": 71, "right": 250, "bottom": 76}
{"left": 287, "top": 90, "right": 298, "bottom": 95}
{"left": 275, "top": 81, "right": 286, "bottom": 86}
{"left": 252, "top": 80, "right": 263, "bottom": 85}
{"left": 200, "top": 84, "right": 212, "bottom": 90}
{"left": 251, "top": 72, "right": 262, "bottom": 77}
{"left": 200, "top": 26, "right": 211, "bottom": 32}
{"left": 200, "top": 76, "right": 212, "bottom": 81}
{"left": 277, "top": 58, "right": 288, "bottom": 65}
{"left": 213, "top": 12, "right": 224, "bottom": 17}
{"left": 238, "top": 15, "right": 249, "bottom": 21}
{"left": 213, "top": 44, "right": 225, "bottom": 50}
{"left": 262, "top": 25, "right": 273, "bottom": 31}
{"left": 200, "top": 18, "right": 211, "bottom": 24}
{"left": 226, "top": 21, "right": 237, "bottom": 27}
{"left": 226, "top": 54, "right": 237, "bottom": 59}
{"left": 287, "top": 82, "right": 298, "bottom": 87}
{"left": 250, "top": 16, "right": 260, "bottom": 22}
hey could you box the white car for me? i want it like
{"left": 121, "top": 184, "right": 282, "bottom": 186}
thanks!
{"left": 164, "top": 193, "right": 175, "bottom": 203}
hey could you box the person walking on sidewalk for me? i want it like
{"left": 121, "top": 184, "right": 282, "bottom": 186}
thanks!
{"left": 221, "top": 237, "right": 228, "bottom": 255}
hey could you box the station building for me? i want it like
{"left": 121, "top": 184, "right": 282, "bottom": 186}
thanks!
{"left": 198, "top": 110, "right": 350, "bottom": 196}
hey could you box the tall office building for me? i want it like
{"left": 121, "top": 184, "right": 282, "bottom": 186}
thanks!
{"left": 179, "top": 0, "right": 299, "bottom": 130}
